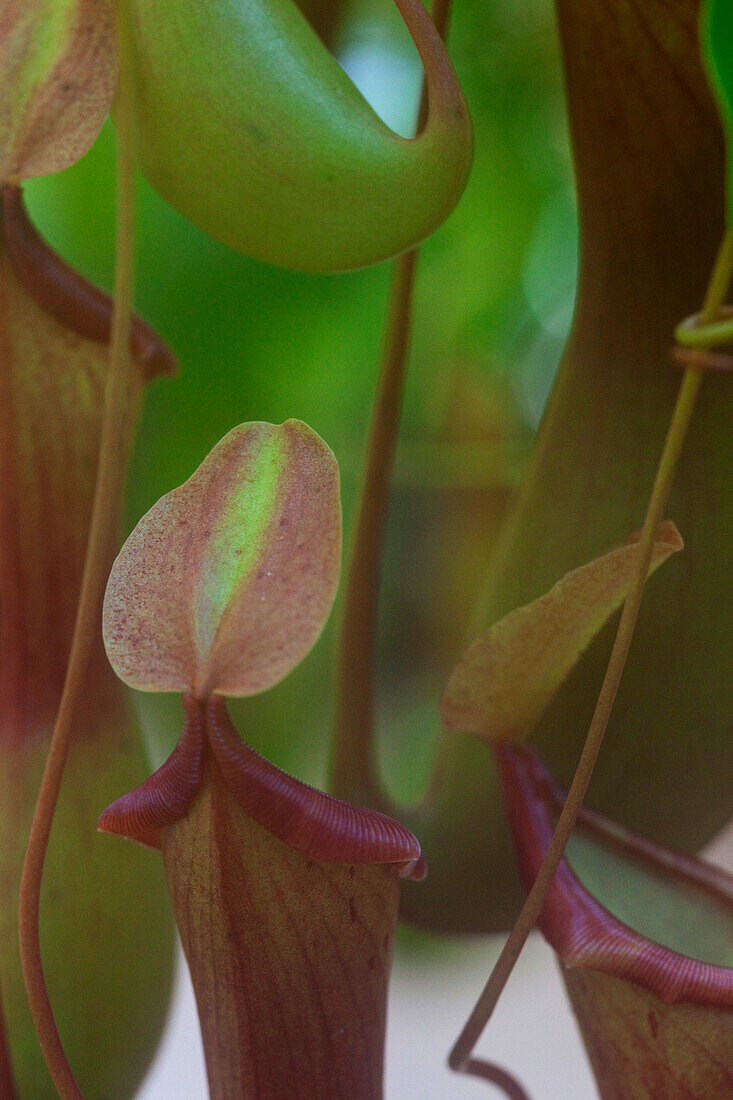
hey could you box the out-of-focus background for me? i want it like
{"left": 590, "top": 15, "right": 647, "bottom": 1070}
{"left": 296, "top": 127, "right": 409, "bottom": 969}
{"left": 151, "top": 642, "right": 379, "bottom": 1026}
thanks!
{"left": 27, "top": 0, "right": 575, "bottom": 800}
{"left": 22, "top": 0, "right": 732, "bottom": 1094}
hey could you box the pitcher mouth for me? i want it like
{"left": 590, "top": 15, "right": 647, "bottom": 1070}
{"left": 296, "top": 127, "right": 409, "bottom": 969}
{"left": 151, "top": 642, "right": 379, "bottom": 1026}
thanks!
{"left": 496, "top": 742, "right": 733, "bottom": 1008}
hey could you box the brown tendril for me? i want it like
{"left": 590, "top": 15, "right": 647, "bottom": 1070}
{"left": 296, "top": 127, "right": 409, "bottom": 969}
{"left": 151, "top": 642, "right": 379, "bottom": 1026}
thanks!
{"left": 447, "top": 235, "right": 733, "bottom": 1078}
{"left": 461, "top": 1058, "right": 531, "bottom": 1099}
{"left": 17, "top": 10, "right": 141, "bottom": 1096}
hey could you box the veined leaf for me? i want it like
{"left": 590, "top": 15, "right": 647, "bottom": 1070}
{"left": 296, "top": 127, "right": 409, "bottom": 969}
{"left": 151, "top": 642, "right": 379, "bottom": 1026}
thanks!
{"left": 0, "top": 1, "right": 116, "bottom": 182}
{"left": 103, "top": 420, "right": 342, "bottom": 698}
{"left": 100, "top": 698, "right": 423, "bottom": 1099}
{"left": 0, "top": 185, "right": 173, "bottom": 745}
{"left": 440, "top": 523, "right": 682, "bottom": 743}
{"left": 163, "top": 735, "right": 407, "bottom": 1100}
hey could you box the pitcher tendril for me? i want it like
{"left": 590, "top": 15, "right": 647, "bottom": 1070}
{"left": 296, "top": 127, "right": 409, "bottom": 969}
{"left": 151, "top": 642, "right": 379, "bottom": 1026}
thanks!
{"left": 17, "top": 12, "right": 139, "bottom": 1097}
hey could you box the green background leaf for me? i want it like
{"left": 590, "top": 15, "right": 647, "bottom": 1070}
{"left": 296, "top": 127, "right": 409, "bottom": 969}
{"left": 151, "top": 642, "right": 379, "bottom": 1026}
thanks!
{"left": 703, "top": 0, "right": 733, "bottom": 220}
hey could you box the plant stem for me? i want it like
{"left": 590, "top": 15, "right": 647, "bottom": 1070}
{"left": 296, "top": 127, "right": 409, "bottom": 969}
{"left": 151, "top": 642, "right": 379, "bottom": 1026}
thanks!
{"left": 331, "top": 248, "right": 417, "bottom": 805}
{"left": 463, "top": 1059, "right": 529, "bottom": 1099}
{"left": 449, "top": 230, "right": 733, "bottom": 1076}
{"left": 17, "top": 12, "right": 138, "bottom": 1097}
{"left": 331, "top": 0, "right": 453, "bottom": 806}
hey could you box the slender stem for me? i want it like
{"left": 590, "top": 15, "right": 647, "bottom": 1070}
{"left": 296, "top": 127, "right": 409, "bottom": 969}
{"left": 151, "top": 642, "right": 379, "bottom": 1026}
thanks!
{"left": 331, "top": 249, "right": 417, "bottom": 804}
{"left": 449, "top": 231, "right": 733, "bottom": 1076}
{"left": 17, "top": 12, "right": 138, "bottom": 1097}
{"left": 674, "top": 234, "right": 733, "bottom": 346}
{"left": 331, "top": 0, "right": 453, "bottom": 805}
{"left": 463, "top": 1059, "right": 530, "bottom": 1099}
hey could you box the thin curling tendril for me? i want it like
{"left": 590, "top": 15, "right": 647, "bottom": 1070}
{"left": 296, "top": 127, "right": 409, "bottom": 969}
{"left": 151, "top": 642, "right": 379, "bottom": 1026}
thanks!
{"left": 447, "top": 232, "right": 733, "bottom": 1083}
{"left": 675, "top": 303, "right": 733, "bottom": 348}
{"left": 17, "top": 8, "right": 139, "bottom": 1097}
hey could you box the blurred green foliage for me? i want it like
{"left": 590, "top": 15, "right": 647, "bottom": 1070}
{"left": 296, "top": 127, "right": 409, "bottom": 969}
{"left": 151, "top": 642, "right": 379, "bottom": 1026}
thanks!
{"left": 24, "top": 0, "right": 575, "bottom": 799}
{"left": 703, "top": 0, "right": 733, "bottom": 223}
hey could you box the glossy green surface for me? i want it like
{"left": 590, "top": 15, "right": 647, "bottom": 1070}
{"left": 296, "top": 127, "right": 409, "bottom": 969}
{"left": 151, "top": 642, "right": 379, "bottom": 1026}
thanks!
{"left": 703, "top": 0, "right": 733, "bottom": 217}
{"left": 703, "top": 3, "right": 733, "bottom": 128}
{"left": 124, "top": 0, "right": 472, "bottom": 271}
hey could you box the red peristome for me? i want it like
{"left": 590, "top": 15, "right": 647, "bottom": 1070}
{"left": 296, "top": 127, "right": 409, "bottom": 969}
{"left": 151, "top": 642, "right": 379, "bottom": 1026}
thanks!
{"left": 496, "top": 743, "right": 733, "bottom": 1008}
{"left": 1, "top": 186, "right": 176, "bottom": 380}
{"left": 98, "top": 702, "right": 205, "bottom": 848}
{"left": 206, "top": 695, "right": 424, "bottom": 878}
{"left": 100, "top": 694, "right": 424, "bottom": 877}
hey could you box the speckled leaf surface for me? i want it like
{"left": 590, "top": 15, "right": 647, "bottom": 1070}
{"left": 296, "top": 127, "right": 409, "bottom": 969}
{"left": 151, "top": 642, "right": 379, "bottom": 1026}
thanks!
{"left": 441, "top": 523, "right": 682, "bottom": 743}
{"left": 103, "top": 420, "right": 342, "bottom": 698}
{"left": 0, "top": 1, "right": 116, "bottom": 181}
